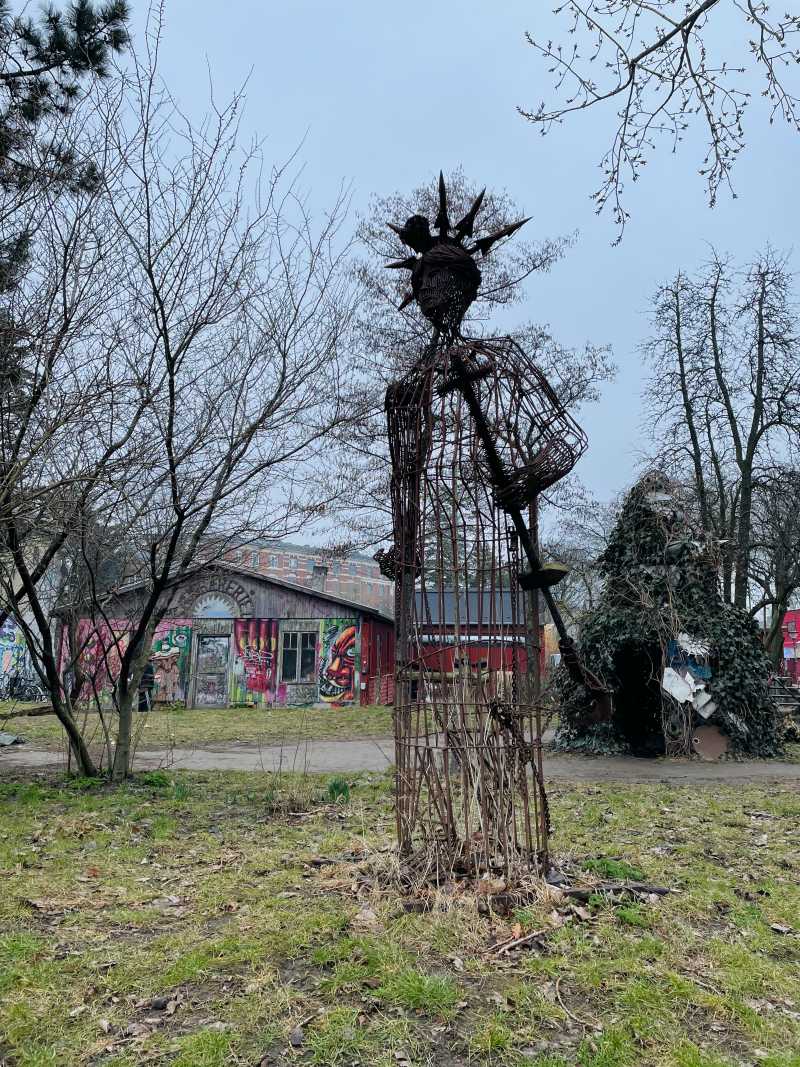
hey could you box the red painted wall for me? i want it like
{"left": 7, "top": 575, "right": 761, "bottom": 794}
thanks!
{"left": 782, "top": 609, "right": 800, "bottom": 682}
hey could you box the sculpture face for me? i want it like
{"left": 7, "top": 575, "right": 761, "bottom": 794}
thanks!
{"left": 413, "top": 243, "right": 482, "bottom": 331}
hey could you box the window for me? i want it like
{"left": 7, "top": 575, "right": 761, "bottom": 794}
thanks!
{"left": 349, "top": 562, "right": 357, "bottom": 576}
{"left": 250, "top": 551, "right": 259, "bottom": 569}
{"left": 269, "top": 554, "right": 278, "bottom": 568}
{"left": 194, "top": 594, "right": 236, "bottom": 618}
{"left": 289, "top": 557, "right": 299, "bottom": 571}
{"left": 281, "top": 631, "right": 317, "bottom": 682}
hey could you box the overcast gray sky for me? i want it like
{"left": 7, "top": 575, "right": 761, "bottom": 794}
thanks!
{"left": 148, "top": 0, "right": 799, "bottom": 501}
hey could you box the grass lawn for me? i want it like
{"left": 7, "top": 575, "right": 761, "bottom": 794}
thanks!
{"left": 1, "top": 770, "right": 799, "bottom": 1066}
{"left": 0, "top": 703, "right": 394, "bottom": 750}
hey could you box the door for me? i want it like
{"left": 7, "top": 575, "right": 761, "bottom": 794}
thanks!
{"left": 195, "top": 635, "right": 230, "bottom": 707}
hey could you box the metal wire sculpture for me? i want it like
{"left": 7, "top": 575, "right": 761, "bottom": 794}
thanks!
{"left": 383, "top": 175, "right": 604, "bottom": 881}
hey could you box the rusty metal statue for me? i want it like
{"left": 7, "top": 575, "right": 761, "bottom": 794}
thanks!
{"left": 381, "top": 174, "right": 604, "bottom": 881}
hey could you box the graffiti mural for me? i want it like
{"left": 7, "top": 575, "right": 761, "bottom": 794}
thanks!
{"left": 318, "top": 619, "right": 359, "bottom": 705}
{"left": 0, "top": 618, "right": 31, "bottom": 678}
{"left": 64, "top": 618, "right": 193, "bottom": 707}
{"left": 278, "top": 682, "right": 318, "bottom": 707}
{"left": 151, "top": 624, "right": 192, "bottom": 704}
{"left": 73, "top": 621, "right": 130, "bottom": 704}
{"left": 232, "top": 619, "right": 279, "bottom": 704}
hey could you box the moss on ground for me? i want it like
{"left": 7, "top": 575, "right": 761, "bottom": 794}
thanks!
{"left": 0, "top": 770, "right": 799, "bottom": 1065}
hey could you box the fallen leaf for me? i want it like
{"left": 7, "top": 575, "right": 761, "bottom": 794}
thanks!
{"left": 477, "top": 877, "right": 506, "bottom": 896}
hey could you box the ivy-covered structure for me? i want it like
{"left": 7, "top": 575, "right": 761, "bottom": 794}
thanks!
{"left": 555, "top": 473, "right": 781, "bottom": 757}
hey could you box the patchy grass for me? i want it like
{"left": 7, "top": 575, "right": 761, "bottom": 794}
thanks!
{"left": 1, "top": 702, "right": 393, "bottom": 750}
{"left": 0, "top": 770, "right": 799, "bottom": 1065}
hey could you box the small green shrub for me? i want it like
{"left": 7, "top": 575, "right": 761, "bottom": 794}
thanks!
{"left": 135, "top": 770, "right": 171, "bottom": 791}
{"left": 327, "top": 776, "right": 350, "bottom": 804}
{"left": 172, "top": 778, "right": 190, "bottom": 801}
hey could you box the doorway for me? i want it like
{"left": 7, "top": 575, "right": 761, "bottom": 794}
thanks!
{"left": 195, "top": 635, "right": 230, "bottom": 707}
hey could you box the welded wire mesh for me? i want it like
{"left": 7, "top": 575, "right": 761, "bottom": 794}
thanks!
{"left": 388, "top": 340, "right": 555, "bottom": 880}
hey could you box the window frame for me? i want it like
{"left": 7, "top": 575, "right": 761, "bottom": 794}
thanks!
{"left": 281, "top": 629, "right": 318, "bottom": 683}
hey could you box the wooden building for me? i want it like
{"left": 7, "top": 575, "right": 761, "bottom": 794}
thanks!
{"left": 74, "top": 563, "right": 394, "bottom": 709}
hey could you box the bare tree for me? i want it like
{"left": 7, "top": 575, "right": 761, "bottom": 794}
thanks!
{"left": 522, "top": 2, "right": 800, "bottom": 239}
{"left": 541, "top": 487, "right": 618, "bottom": 629}
{"left": 643, "top": 248, "right": 800, "bottom": 613}
{"left": 750, "top": 465, "right": 800, "bottom": 665}
{"left": 0, "top": 109, "right": 151, "bottom": 775}
{"left": 2, "top": 16, "right": 367, "bottom": 778}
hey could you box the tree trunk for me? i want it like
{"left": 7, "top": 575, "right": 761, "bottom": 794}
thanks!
{"left": 765, "top": 579, "right": 789, "bottom": 669}
{"left": 53, "top": 698, "right": 98, "bottom": 777}
{"left": 734, "top": 467, "right": 753, "bottom": 610}
{"left": 112, "top": 681, "right": 134, "bottom": 781}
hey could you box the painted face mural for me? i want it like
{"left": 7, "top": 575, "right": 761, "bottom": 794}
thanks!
{"left": 318, "top": 622, "right": 357, "bottom": 704}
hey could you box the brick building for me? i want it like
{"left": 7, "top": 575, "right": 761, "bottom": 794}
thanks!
{"left": 229, "top": 541, "right": 394, "bottom": 615}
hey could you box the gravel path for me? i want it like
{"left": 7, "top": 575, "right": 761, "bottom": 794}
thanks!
{"left": 2, "top": 738, "right": 799, "bottom": 783}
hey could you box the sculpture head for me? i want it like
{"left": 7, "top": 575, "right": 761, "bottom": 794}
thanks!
{"left": 389, "top": 214, "right": 433, "bottom": 254}
{"left": 385, "top": 173, "right": 530, "bottom": 334}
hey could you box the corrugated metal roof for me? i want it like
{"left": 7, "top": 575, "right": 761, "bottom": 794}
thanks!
{"left": 115, "top": 562, "right": 394, "bottom": 624}
{"left": 414, "top": 588, "right": 552, "bottom": 629}
{"left": 415, "top": 589, "right": 518, "bottom": 627}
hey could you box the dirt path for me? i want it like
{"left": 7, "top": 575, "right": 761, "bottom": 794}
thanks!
{"left": 2, "top": 738, "right": 800, "bottom": 782}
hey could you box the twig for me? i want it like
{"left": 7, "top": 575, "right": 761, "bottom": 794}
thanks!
{"left": 555, "top": 976, "right": 599, "bottom": 1030}
{"left": 489, "top": 928, "right": 547, "bottom": 956}
{"left": 562, "top": 882, "right": 671, "bottom": 902}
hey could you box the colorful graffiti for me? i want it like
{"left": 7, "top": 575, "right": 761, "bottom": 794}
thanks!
{"left": 151, "top": 624, "right": 192, "bottom": 703}
{"left": 75, "top": 623, "right": 130, "bottom": 701}
{"left": 318, "top": 619, "right": 358, "bottom": 705}
{"left": 0, "top": 618, "right": 31, "bottom": 678}
{"left": 65, "top": 618, "right": 193, "bottom": 707}
{"left": 195, "top": 635, "right": 231, "bottom": 706}
{"left": 232, "top": 618, "right": 279, "bottom": 704}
